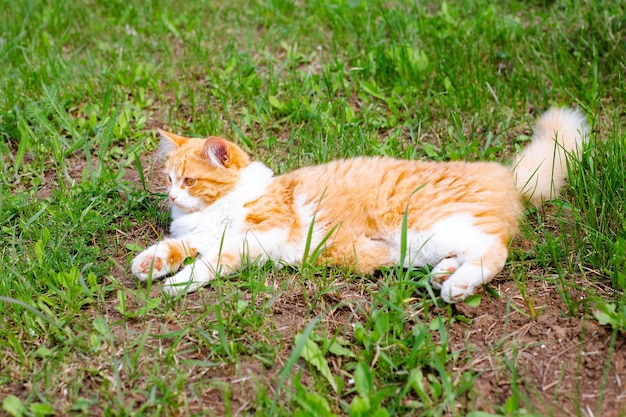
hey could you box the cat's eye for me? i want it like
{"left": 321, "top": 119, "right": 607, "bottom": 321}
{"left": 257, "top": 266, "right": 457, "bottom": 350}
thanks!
{"left": 183, "top": 177, "right": 197, "bottom": 187}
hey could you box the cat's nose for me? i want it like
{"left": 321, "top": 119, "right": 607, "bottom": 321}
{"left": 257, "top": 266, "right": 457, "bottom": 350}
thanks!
{"left": 169, "top": 194, "right": 177, "bottom": 202}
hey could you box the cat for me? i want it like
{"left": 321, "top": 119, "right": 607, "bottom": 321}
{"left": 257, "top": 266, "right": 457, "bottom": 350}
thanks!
{"left": 131, "top": 108, "right": 589, "bottom": 303}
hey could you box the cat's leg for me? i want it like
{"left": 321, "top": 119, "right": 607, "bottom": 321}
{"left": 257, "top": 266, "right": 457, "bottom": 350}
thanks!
{"left": 131, "top": 239, "right": 197, "bottom": 281}
{"left": 327, "top": 235, "right": 394, "bottom": 273}
{"left": 437, "top": 242, "right": 508, "bottom": 303}
{"left": 162, "top": 251, "right": 242, "bottom": 295}
{"left": 161, "top": 228, "right": 297, "bottom": 295}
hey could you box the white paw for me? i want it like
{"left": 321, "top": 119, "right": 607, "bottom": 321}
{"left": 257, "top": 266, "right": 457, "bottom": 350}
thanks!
{"left": 437, "top": 263, "right": 490, "bottom": 303}
{"left": 439, "top": 279, "right": 475, "bottom": 303}
{"left": 430, "top": 256, "right": 461, "bottom": 290}
{"left": 162, "top": 263, "right": 210, "bottom": 295}
{"left": 131, "top": 244, "right": 173, "bottom": 281}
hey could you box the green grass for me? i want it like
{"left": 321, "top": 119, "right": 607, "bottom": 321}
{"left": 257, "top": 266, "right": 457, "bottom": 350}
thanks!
{"left": 1, "top": 0, "right": 625, "bottom": 415}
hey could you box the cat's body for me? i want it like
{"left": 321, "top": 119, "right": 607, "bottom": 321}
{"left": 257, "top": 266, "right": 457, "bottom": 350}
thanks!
{"left": 132, "top": 108, "right": 589, "bottom": 303}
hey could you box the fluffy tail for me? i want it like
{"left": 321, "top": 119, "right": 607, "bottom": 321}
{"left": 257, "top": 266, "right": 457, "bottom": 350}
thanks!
{"left": 511, "top": 107, "right": 590, "bottom": 205}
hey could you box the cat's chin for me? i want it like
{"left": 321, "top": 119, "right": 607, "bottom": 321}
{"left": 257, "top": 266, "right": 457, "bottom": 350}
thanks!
{"left": 171, "top": 205, "right": 194, "bottom": 220}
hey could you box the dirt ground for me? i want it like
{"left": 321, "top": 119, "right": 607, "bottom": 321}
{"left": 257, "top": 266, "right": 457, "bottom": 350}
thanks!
{"left": 452, "top": 279, "right": 626, "bottom": 417}
{"left": 106, "top": 266, "right": 626, "bottom": 416}
{"left": 112, "top": 150, "right": 626, "bottom": 417}
{"left": 111, "top": 239, "right": 626, "bottom": 416}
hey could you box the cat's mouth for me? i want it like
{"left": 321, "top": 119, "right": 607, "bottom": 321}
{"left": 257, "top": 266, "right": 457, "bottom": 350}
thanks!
{"left": 169, "top": 199, "right": 203, "bottom": 212}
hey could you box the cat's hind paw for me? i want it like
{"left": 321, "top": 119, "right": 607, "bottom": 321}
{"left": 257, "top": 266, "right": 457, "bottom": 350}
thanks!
{"left": 131, "top": 244, "right": 174, "bottom": 281}
{"left": 439, "top": 280, "right": 474, "bottom": 303}
{"left": 437, "top": 263, "right": 491, "bottom": 303}
{"left": 430, "top": 256, "right": 460, "bottom": 290}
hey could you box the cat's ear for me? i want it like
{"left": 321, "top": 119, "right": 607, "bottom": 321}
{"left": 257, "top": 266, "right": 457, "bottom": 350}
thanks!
{"left": 203, "top": 137, "right": 251, "bottom": 169}
{"left": 157, "top": 129, "right": 188, "bottom": 158}
{"left": 203, "top": 137, "right": 233, "bottom": 168}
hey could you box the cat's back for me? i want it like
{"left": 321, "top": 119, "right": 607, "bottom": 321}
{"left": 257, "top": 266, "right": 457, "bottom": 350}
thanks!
{"left": 278, "top": 156, "right": 522, "bottom": 232}
{"left": 285, "top": 156, "right": 516, "bottom": 201}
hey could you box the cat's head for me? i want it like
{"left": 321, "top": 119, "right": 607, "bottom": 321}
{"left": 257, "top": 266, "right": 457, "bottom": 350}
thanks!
{"left": 157, "top": 130, "right": 251, "bottom": 213}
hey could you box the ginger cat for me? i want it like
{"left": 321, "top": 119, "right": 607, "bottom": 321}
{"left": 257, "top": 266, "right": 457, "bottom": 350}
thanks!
{"left": 131, "top": 108, "right": 589, "bottom": 303}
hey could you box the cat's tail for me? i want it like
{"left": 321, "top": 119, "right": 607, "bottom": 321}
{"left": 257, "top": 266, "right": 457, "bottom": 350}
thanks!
{"left": 510, "top": 107, "right": 590, "bottom": 205}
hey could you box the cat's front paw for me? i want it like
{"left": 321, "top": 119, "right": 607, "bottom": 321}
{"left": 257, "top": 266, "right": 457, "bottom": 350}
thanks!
{"left": 163, "top": 263, "right": 212, "bottom": 295}
{"left": 131, "top": 244, "right": 173, "bottom": 281}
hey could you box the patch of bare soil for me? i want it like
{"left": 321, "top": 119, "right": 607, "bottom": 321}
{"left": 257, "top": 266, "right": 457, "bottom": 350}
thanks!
{"left": 106, "top": 149, "right": 625, "bottom": 416}
{"left": 452, "top": 279, "right": 626, "bottom": 416}
{"left": 110, "top": 251, "right": 626, "bottom": 416}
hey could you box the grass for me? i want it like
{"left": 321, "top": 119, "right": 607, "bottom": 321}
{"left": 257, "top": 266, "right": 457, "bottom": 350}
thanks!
{"left": 1, "top": 0, "right": 625, "bottom": 415}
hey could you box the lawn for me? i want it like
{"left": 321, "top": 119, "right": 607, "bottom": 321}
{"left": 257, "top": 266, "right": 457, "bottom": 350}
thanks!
{"left": 1, "top": 0, "right": 625, "bottom": 416}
